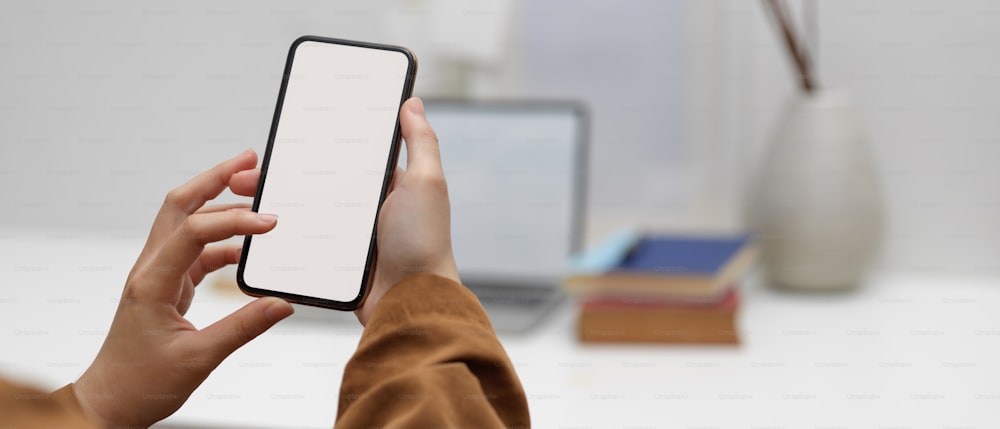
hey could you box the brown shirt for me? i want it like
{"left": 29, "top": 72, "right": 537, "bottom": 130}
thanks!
{"left": 0, "top": 274, "right": 530, "bottom": 428}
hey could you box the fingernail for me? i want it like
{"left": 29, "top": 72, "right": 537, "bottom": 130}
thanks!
{"left": 241, "top": 148, "right": 255, "bottom": 158}
{"left": 256, "top": 213, "right": 278, "bottom": 224}
{"left": 408, "top": 97, "right": 424, "bottom": 115}
{"left": 264, "top": 299, "right": 294, "bottom": 323}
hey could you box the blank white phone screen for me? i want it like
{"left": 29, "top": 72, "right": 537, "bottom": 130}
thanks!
{"left": 242, "top": 40, "right": 410, "bottom": 303}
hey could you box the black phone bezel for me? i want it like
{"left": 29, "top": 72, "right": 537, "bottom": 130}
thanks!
{"left": 236, "top": 35, "right": 417, "bottom": 311}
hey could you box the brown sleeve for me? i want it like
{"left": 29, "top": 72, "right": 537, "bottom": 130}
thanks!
{"left": 0, "top": 379, "right": 101, "bottom": 429}
{"left": 336, "top": 274, "right": 530, "bottom": 429}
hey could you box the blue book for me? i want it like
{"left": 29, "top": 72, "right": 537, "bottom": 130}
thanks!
{"left": 564, "top": 231, "right": 755, "bottom": 301}
{"left": 620, "top": 236, "right": 749, "bottom": 273}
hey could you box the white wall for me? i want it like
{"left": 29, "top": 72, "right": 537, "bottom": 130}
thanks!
{"left": 0, "top": 0, "right": 513, "bottom": 233}
{"left": 0, "top": 0, "right": 693, "bottom": 240}
{"left": 0, "top": 1, "right": 383, "bottom": 232}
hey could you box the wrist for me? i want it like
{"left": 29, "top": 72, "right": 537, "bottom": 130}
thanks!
{"left": 429, "top": 252, "right": 461, "bottom": 285}
{"left": 359, "top": 255, "right": 460, "bottom": 325}
{"left": 74, "top": 369, "right": 120, "bottom": 429}
{"left": 365, "top": 272, "right": 488, "bottom": 330}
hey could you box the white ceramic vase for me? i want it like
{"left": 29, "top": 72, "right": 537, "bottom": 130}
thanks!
{"left": 747, "top": 91, "right": 884, "bottom": 290}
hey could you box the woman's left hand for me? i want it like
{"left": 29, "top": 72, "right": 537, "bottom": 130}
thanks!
{"left": 74, "top": 149, "right": 294, "bottom": 429}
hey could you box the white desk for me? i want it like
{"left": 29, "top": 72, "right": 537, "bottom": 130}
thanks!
{"left": 2, "top": 229, "right": 998, "bottom": 428}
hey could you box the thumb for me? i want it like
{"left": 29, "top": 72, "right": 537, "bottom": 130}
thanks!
{"left": 196, "top": 297, "right": 294, "bottom": 362}
{"left": 399, "top": 97, "right": 444, "bottom": 177}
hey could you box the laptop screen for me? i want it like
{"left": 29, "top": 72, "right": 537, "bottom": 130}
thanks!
{"left": 408, "top": 101, "right": 586, "bottom": 285}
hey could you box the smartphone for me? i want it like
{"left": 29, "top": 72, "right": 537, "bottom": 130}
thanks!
{"left": 237, "top": 36, "right": 417, "bottom": 310}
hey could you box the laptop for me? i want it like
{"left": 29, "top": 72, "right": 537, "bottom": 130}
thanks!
{"left": 421, "top": 100, "right": 588, "bottom": 332}
{"left": 290, "top": 100, "right": 588, "bottom": 332}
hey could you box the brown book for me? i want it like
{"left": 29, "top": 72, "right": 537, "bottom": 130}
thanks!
{"left": 578, "top": 289, "right": 739, "bottom": 344}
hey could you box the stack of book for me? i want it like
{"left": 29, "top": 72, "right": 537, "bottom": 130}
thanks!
{"left": 563, "top": 231, "right": 756, "bottom": 344}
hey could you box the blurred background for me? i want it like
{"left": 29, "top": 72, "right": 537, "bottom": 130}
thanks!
{"left": 1, "top": 0, "right": 997, "bottom": 275}
{"left": 1, "top": 1, "right": 998, "bottom": 427}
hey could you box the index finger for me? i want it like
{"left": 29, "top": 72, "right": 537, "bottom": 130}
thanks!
{"left": 162, "top": 149, "right": 258, "bottom": 216}
{"left": 229, "top": 168, "right": 261, "bottom": 197}
{"left": 138, "top": 149, "right": 258, "bottom": 263}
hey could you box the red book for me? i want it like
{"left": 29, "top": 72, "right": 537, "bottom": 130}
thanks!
{"left": 578, "top": 288, "right": 740, "bottom": 344}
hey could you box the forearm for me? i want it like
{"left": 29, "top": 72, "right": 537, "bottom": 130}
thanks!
{"left": 337, "top": 274, "right": 529, "bottom": 429}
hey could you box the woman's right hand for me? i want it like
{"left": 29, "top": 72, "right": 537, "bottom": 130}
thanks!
{"left": 229, "top": 97, "right": 460, "bottom": 326}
